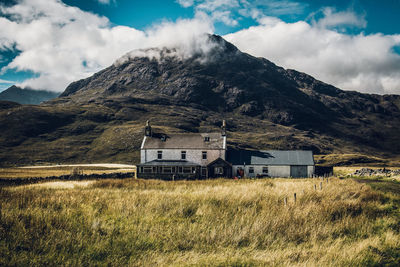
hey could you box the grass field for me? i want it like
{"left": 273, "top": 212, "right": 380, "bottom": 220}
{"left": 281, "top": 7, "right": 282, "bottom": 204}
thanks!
{"left": 1, "top": 175, "right": 400, "bottom": 266}
{"left": 0, "top": 164, "right": 136, "bottom": 179}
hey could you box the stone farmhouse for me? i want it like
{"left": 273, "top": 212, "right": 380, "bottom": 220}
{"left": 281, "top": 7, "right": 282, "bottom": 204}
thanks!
{"left": 137, "top": 121, "right": 314, "bottom": 179}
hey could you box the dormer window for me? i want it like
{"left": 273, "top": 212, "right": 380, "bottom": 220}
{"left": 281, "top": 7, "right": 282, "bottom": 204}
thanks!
{"left": 181, "top": 151, "right": 186, "bottom": 160}
{"left": 161, "top": 135, "right": 166, "bottom": 142}
{"left": 204, "top": 136, "right": 210, "bottom": 142}
{"left": 157, "top": 151, "right": 162, "bottom": 159}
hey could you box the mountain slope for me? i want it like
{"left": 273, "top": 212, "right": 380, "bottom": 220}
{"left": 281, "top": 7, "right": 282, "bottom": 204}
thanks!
{"left": 0, "top": 85, "right": 59, "bottom": 104}
{"left": 1, "top": 34, "right": 399, "bottom": 166}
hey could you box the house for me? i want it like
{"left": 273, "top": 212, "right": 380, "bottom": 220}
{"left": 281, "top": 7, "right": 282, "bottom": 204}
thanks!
{"left": 137, "top": 121, "right": 232, "bottom": 179}
{"left": 228, "top": 149, "right": 315, "bottom": 178}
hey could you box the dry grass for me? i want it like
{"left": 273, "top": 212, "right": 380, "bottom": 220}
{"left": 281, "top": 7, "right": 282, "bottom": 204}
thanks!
{"left": 1, "top": 177, "right": 399, "bottom": 266}
{"left": 0, "top": 165, "right": 136, "bottom": 179}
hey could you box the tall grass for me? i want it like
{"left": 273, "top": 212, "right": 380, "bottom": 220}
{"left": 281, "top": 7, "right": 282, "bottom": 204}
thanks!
{"left": 0, "top": 166, "right": 135, "bottom": 179}
{"left": 1, "top": 178, "right": 399, "bottom": 266}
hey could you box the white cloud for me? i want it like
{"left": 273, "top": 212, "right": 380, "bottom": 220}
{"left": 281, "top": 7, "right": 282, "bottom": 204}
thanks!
{"left": 0, "top": 0, "right": 399, "bottom": 95}
{"left": 224, "top": 14, "right": 400, "bottom": 94}
{"left": 176, "top": 0, "right": 194, "bottom": 8}
{"left": 96, "top": 0, "right": 114, "bottom": 5}
{"left": 310, "top": 7, "right": 367, "bottom": 30}
{"left": 184, "top": 0, "right": 307, "bottom": 25}
{"left": 0, "top": 0, "right": 213, "bottom": 91}
{"left": 0, "top": 78, "right": 15, "bottom": 84}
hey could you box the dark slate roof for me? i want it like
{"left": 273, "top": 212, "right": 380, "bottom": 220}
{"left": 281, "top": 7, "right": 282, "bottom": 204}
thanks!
{"left": 142, "top": 133, "right": 225, "bottom": 149}
{"left": 138, "top": 160, "right": 200, "bottom": 166}
{"left": 228, "top": 150, "right": 314, "bottom": 166}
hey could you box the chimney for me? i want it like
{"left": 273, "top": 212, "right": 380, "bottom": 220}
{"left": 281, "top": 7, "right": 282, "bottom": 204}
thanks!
{"left": 144, "top": 120, "right": 152, "bottom": 137}
{"left": 221, "top": 120, "right": 226, "bottom": 136}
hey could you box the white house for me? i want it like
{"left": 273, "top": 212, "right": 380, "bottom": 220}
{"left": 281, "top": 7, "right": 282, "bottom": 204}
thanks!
{"left": 137, "top": 121, "right": 232, "bottom": 179}
{"left": 228, "top": 149, "right": 315, "bottom": 178}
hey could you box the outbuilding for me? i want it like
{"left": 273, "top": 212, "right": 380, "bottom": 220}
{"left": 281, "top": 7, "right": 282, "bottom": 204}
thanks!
{"left": 228, "top": 149, "right": 315, "bottom": 178}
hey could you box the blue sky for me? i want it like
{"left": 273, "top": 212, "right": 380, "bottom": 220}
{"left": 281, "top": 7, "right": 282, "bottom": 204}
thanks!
{"left": 0, "top": 0, "right": 400, "bottom": 94}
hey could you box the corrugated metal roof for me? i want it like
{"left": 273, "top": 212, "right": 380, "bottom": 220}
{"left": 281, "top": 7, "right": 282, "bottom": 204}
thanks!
{"left": 228, "top": 149, "right": 314, "bottom": 166}
{"left": 138, "top": 160, "right": 200, "bottom": 166}
{"left": 142, "top": 133, "right": 225, "bottom": 149}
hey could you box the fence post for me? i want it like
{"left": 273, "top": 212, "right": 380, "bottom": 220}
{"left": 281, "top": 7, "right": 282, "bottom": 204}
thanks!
{"left": 284, "top": 197, "right": 287, "bottom": 206}
{"left": 314, "top": 184, "right": 317, "bottom": 190}
{"left": 320, "top": 182, "right": 323, "bottom": 190}
{"left": 294, "top": 193, "right": 297, "bottom": 204}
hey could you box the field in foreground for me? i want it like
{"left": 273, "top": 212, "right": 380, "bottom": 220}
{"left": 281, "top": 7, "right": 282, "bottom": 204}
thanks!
{"left": 1, "top": 177, "right": 400, "bottom": 266}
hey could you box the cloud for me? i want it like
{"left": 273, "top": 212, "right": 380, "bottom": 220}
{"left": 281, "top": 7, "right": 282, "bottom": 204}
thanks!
{"left": 224, "top": 13, "right": 400, "bottom": 94}
{"left": 115, "top": 14, "right": 216, "bottom": 65}
{"left": 176, "top": 0, "right": 194, "bottom": 8}
{"left": 309, "top": 7, "right": 367, "bottom": 30}
{"left": 96, "top": 0, "right": 115, "bottom": 5}
{"left": 0, "top": 78, "right": 15, "bottom": 84}
{"left": 177, "top": 0, "right": 307, "bottom": 26}
{"left": 1, "top": 0, "right": 400, "bottom": 95}
{"left": 0, "top": 0, "right": 213, "bottom": 91}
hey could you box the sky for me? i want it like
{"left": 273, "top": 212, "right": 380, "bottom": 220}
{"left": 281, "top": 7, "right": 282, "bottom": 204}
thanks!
{"left": 0, "top": 0, "right": 400, "bottom": 95}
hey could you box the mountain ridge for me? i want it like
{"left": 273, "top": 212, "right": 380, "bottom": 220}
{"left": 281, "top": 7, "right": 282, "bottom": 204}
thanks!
{"left": 1, "top": 34, "right": 399, "bottom": 166}
{"left": 0, "top": 85, "right": 59, "bottom": 105}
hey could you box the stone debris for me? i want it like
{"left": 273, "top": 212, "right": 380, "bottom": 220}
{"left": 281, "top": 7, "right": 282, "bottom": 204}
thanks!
{"left": 354, "top": 168, "right": 400, "bottom": 176}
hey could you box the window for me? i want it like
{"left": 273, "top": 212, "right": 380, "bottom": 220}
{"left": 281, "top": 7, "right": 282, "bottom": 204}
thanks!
{"left": 178, "top": 167, "right": 183, "bottom": 173}
{"left": 202, "top": 151, "right": 207, "bottom": 160}
{"left": 162, "top": 167, "right": 173, "bottom": 173}
{"left": 143, "top": 167, "right": 153, "bottom": 173}
{"left": 249, "top": 167, "right": 254, "bottom": 174}
{"left": 183, "top": 167, "right": 192, "bottom": 173}
{"left": 262, "top": 166, "right": 269, "bottom": 174}
{"left": 204, "top": 136, "right": 210, "bottom": 142}
{"left": 215, "top": 167, "right": 223, "bottom": 175}
{"left": 181, "top": 151, "right": 186, "bottom": 160}
{"left": 157, "top": 151, "right": 162, "bottom": 159}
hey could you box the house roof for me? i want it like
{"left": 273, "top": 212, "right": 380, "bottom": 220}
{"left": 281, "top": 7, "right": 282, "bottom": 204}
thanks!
{"left": 138, "top": 160, "right": 200, "bottom": 166}
{"left": 228, "top": 149, "right": 314, "bottom": 166}
{"left": 142, "top": 133, "right": 226, "bottom": 150}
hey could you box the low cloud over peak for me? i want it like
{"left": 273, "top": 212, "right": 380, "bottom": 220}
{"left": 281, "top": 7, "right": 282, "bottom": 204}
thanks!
{"left": 0, "top": 0, "right": 400, "bottom": 95}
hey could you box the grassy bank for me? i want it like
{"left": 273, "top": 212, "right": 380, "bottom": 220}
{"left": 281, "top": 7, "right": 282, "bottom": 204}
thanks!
{"left": 1, "top": 177, "right": 399, "bottom": 266}
{"left": 0, "top": 165, "right": 136, "bottom": 179}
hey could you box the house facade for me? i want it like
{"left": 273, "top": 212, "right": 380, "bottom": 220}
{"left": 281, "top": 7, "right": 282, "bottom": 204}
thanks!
{"left": 228, "top": 149, "right": 315, "bottom": 178}
{"left": 137, "top": 121, "right": 232, "bottom": 179}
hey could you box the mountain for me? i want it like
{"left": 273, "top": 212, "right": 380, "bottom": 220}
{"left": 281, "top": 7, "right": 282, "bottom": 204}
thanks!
{"left": 1, "top": 34, "right": 400, "bottom": 166}
{"left": 0, "top": 85, "right": 59, "bottom": 104}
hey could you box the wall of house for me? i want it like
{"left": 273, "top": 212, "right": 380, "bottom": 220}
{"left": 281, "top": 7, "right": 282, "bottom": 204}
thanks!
{"left": 141, "top": 149, "right": 226, "bottom": 166}
{"left": 308, "top": 165, "right": 315, "bottom": 177}
{"left": 232, "top": 165, "right": 314, "bottom": 178}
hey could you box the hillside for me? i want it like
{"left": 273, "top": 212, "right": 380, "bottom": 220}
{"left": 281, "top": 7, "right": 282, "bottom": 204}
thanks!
{"left": 0, "top": 85, "right": 59, "bottom": 105}
{"left": 0, "top": 34, "right": 399, "bottom": 166}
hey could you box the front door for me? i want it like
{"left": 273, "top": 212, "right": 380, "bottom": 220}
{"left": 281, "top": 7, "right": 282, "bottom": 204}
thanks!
{"left": 290, "top": 165, "right": 308, "bottom": 178}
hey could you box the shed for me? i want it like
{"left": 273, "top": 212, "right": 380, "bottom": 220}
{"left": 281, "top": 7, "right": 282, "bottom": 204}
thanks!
{"left": 228, "top": 149, "right": 315, "bottom": 178}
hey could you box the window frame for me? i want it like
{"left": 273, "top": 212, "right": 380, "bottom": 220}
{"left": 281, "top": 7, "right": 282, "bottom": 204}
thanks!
{"left": 262, "top": 166, "right": 269, "bottom": 174}
{"left": 157, "top": 150, "right": 162, "bottom": 160}
{"left": 248, "top": 167, "right": 254, "bottom": 174}
{"left": 202, "top": 151, "right": 207, "bottom": 160}
{"left": 215, "top": 167, "right": 224, "bottom": 175}
{"left": 181, "top": 151, "right": 186, "bottom": 160}
{"left": 143, "top": 167, "right": 153, "bottom": 173}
